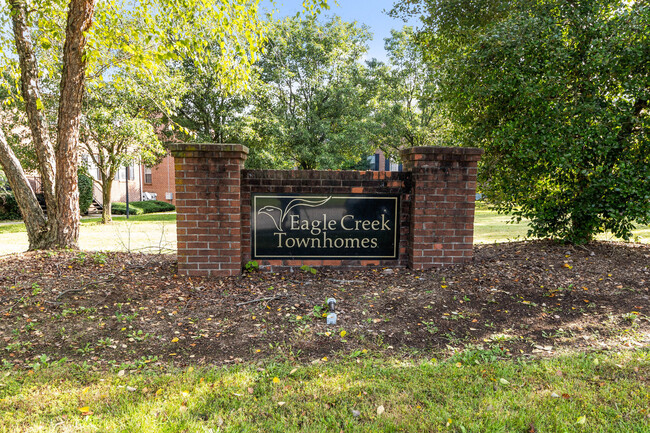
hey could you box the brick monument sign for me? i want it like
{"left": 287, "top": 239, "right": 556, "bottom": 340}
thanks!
{"left": 169, "top": 143, "right": 483, "bottom": 277}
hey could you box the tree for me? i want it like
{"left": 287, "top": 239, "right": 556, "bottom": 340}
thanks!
{"left": 393, "top": 0, "right": 650, "bottom": 244}
{"left": 0, "top": 0, "right": 93, "bottom": 249}
{"left": 251, "top": 15, "right": 375, "bottom": 170}
{"left": 80, "top": 79, "right": 167, "bottom": 224}
{"left": 171, "top": 41, "right": 252, "bottom": 144}
{"left": 366, "top": 26, "right": 445, "bottom": 160}
{"left": 0, "top": 0, "right": 329, "bottom": 249}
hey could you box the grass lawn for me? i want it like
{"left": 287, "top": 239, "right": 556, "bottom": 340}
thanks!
{"left": 1, "top": 212, "right": 649, "bottom": 431}
{"left": 0, "top": 350, "right": 647, "bottom": 432}
{"left": 2, "top": 207, "right": 648, "bottom": 256}
{"left": 473, "top": 203, "right": 650, "bottom": 244}
{"left": 0, "top": 213, "right": 177, "bottom": 255}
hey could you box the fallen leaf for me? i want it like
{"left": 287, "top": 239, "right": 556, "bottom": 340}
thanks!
{"left": 247, "top": 387, "right": 254, "bottom": 394}
{"left": 171, "top": 337, "right": 179, "bottom": 343}
{"left": 576, "top": 415, "right": 586, "bottom": 425}
{"left": 78, "top": 406, "right": 90, "bottom": 413}
{"left": 117, "top": 370, "right": 125, "bottom": 377}
{"left": 278, "top": 401, "right": 286, "bottom": 406}
{"left": 499, "top": 378, "right": 510, "bottom": 385}
{"left": 290, "top": 368, "right": 298, "bottom": 375}
{"left": 340, "top": 330, "right": 347, "bottom": 338}
{"left": 377, "top": 405, "right": 385, "bottom": 416}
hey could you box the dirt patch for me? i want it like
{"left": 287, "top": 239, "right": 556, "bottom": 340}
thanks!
{"left": 0, "top": 241, "right": 648, "bottom": 369}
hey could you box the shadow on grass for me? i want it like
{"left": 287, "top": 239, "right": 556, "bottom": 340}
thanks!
{"left": 1, "top": 349, "right": 648, "bottom": 432}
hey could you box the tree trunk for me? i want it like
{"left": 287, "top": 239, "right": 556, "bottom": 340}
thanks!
{"left": 54, "top": 0, "right": 96, "bottom": 248}
{"left": 8, "top": 0, "right": 57, "bottom": 216}
{"left": 101, "top": 176, "right": 113, "bottom": 224}
{"left": 8, "top": 0, "right": 57, "bottom": 244}
{"left": 0, "top": 129, "right": 54, "bottom": 249}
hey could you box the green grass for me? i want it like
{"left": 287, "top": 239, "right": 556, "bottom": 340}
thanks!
{"left": 0, "top": 208, "right": 648, "bottom": 255}
{"left": 473, "top": 205, "right": 531, "bottom": 243}
{"left": 472, "top": 202, "right": 650, "bottom": 244}
{"left": 0, "top": 212, "right": 177, "bottom": 235}
{"left": 0, "top": 349, "right": 647, "bottom": 432}
{"left": 82, "top": 212, "right": 178, "bottom": 224}
{"left": 0, "top": 212, "right": 176, "bottom": 255}
{"left": 0, "top": 222, "right": 26, "bottom": 235}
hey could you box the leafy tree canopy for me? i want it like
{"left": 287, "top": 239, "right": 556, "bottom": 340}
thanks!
{"left": 0, "top": 0, "right": 329, "bottom": 249}
{"left": 366, "top": 26, "right": 448, "bottom": 161}
{"left": 250, "top": 15, "right": 375, "bottom": 170}
{"left": 393, "top": 0, "right": 650, "bottom": 244}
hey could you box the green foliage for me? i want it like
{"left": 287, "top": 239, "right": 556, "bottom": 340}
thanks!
{"left": 250, "top": 16, "right": 376, "bottom": 169}
{"left": 111, "top": 200, "right": 175, "bottom": 215}
{"left": 366, "top": 27, "right": 448, "bottom": 160}
{"left": 77, "top": 171, "right": 93, "bottom": 214}
{"left": 0, "top": 191, "right": 21, "bottom": 220}
{"left": 300, "top": 264, "right": 317, "bottom": 274}
{"left": 81, "top": 76, "right": 169, "bottom": 181}
{"left": 396, "top": 0, "right": 650, "bottom": 243}
{"left": 244, "top": 260, "right": 259, "bottom": 272}
{"left": 92, "top": 252, "right": 108, "bottom": 264}
{"left": 171, "top": 38, "right": 252, "bottom": 145}
{"left": 111, "top": 203, "right": 145, "bottom": 216}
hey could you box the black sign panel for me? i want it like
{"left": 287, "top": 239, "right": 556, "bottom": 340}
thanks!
{"left": 252, "top": 194, "right": 400, "bottom": 259}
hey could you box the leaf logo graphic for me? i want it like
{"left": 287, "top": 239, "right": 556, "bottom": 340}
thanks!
{"left": 258, "top": 197, "right": 331, "bottom": 231}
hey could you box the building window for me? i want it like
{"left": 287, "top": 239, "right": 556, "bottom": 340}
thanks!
{"left": 117, "top": 164, "right": 135, "bottom": 181}
{"left": 144, "top": 167, "right": 152, "bottom": 184}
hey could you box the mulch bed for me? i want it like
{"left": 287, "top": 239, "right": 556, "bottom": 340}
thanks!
{"left": 0, "top": 241, "right": 648, "bottom": 369}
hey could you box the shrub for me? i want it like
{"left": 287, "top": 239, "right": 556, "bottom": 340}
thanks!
{"left": 0, "top": 191, "right": 21, "bottom": 220}
{"left": 111, "top": 202, "right": 144, "bottom": 215}
{"left": 78, "top": 172, "right": 93, "bottom": 214}
{"left": 111, "top": 200, "right": 175, "bottom": 215}
{"left": 134, "top": 200, "right": 176, "bottom": 213}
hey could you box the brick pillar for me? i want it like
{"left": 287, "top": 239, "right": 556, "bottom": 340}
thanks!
{"left": 169, "top": 143, "right": 248, "bottom": 277}
{"left": 401, "top": 146, "right": 483, "bottom": 269}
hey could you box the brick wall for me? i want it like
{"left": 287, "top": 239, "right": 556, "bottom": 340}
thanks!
{"left": 241, "top": 170, "right": 412, "bottom": 270}
{"left": 169, "top": 144, "right": 248, "bottom": 277}
{"left": 170, "top": 143, "right": 482, "bottom": 276}
{"left": 402, "top": 146, "right": 483, "bottom": 269}
{"left": 141, "top": 153, "right": 176, "bottom": 205}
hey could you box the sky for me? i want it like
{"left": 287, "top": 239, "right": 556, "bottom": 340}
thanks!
{"left": 259, "top": 0, "right": 422, "bottom": 62}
